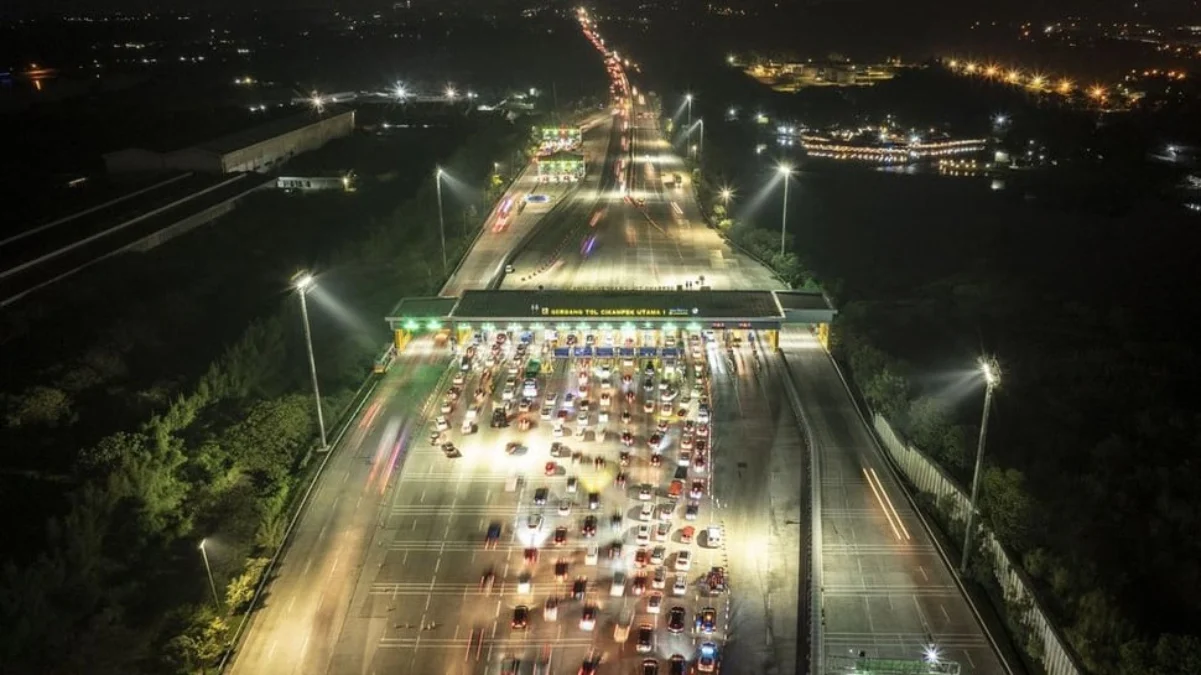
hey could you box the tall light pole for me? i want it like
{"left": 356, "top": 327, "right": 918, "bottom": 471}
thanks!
{"left": 960, "top": 357, "right": 1000, "bottom": 574}
{"left": 294, "top": 273, "right": 328, "bottom": 450}
{"left": 690, "top": 119, "right": 704, "bottom": 160}
{"left": 435, "top": 167, "right": 448, "bottom": 275}
{"left": 199, "top": 538, "right": 221, "bottom": 610}
{"left": 685, "top": 93, "right": 693, "bottom": 130}
{"left": 776, "top": 163, "right": 793, "bottom": 256}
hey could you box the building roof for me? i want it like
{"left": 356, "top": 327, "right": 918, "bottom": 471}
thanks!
{"left": 191, "top": 106, "right": 353, "bottom": 157}
{"left": 388, "top": 296, "right": 460, "bottom": 320}
{"left": 449, "top": 289, "right": 784, "bottom": 321}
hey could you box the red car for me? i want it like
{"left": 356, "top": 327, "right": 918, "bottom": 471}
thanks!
{"left": 546, "top": 462, "right": 559, "bottom": 476}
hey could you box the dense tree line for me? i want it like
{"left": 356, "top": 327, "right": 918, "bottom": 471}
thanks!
{"left": 0, "top": 119, "right": 530, "bottom": 673}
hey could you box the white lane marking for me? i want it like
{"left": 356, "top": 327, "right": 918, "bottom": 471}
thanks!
{"left": 303, "top": 559, "right": 313, "bottom": 576}
{"left": 328, "top": 555, "right": 340, "bottom": 578}
{"left": 286, "top": 595, "right": 297, "bottom": 614}
{"left": 420, "top": 488, "right": 427, "bottom": 503}
{"left": 266, "top": 639, "right": 278, "bottom": 660}
{"left": 918, "top": 565, "right": 929, "bottom": 581}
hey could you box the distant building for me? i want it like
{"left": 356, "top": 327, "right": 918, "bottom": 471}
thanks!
{"left": 104, "top": 108, "right": 355, "bottom": 175}
{"left": 746, "top": 59, "right": 905, "bottom": 92}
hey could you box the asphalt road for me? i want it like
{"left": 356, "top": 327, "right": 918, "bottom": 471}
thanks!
{"left": 228, "top": 341, "right": 451, "bottom": 675}
{"left": 503, "top": 99, "right": 779, "bottom": 292}
{"left": 779, "top": 328, "right": 1011, "bottom": 674}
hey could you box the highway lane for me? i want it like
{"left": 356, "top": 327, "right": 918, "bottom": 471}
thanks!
{"left": 779, "top": 327, "right": 1011, "bottom": 674}
{"left": 227, "top": 341, "right": 451, "bottom": 675}
{"left": 707, "top": 337, "right": 806, "bottom": 675}
{"left": 510, "top": 96, "right": 779, "bottom": 292}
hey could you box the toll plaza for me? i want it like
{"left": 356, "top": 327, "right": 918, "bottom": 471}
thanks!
{"left": 385, "top": 289, "right": 835, "bottom": 355}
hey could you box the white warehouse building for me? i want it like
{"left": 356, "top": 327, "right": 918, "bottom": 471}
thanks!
{"left": 104, "top": 107, "right": 355, "bottom": 175}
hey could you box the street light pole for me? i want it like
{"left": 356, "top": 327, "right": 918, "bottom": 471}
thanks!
{"left": 295, "top": 274, "right": 328, "bottom": 450}
{"left": 435, "top": 167, "right": 448, "bottom": 275}
{"left": 960, "top": 358, "right": 1000, "bottom": 574}
{"left": 199, "top": 539, "right": 221, "bottom": 610}
{"left": 685, "top": 93, "right": 693, "bottom": 130}
{"left": 777, "top": 164, "right": 792, "bottom": 256}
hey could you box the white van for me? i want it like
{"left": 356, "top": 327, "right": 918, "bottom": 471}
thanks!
{"left": 705, "top": 525, "right": 723, "bottom": 548}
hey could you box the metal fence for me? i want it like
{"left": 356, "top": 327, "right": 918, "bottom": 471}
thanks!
{"left": 872, "top": 414, "right": 1085, "bottom": 675}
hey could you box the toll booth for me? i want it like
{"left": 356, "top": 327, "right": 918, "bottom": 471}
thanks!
{"left": 536, "top": 150, "right": 586, "bottom": 183}
{"left": 385, "top": 290, "right": 835, "bottom": 355}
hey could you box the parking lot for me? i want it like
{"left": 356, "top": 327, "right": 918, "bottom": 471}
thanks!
{"left": 395, "top": 327, "right": 735, "bottom": 675}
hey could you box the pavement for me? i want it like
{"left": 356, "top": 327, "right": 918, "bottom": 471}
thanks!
{"left": 779, "top": 327, "right": 1011, "bottom": 674}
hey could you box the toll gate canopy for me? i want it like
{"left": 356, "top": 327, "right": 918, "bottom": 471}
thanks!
{"left": 387, "top": 289, "right": 835, "bottom": 332}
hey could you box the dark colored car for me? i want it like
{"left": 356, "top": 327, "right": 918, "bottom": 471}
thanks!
{"left": 554, "top": 526, "right": 569, "bottom": 546}
{"left": 697, "top": 606, "right": 717, "bottom": 633}
{"left": 582, "top": 516, "right": 597, "bottom": 537}
{"left": 642, "top": 659, "right": 660, "bottom": 675}
{"left": 572, "top": 577, "right": 588, "bottom": 600}
{"left": 511, "top": 605, "right": 530, "bottom": 629}
{"left": 667, "top": 606, "right": 686, "bottom": 633}
{"left": 485, "top": 522, "right": 502, "bottom": 548}
{"left": 669, "top": 654, "right": 687, "bottom": 675}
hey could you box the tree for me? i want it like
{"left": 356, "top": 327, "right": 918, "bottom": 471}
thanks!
{"left": 4, "top": 386, "right": 74, "bottom": 428}
{"left": 979, "top": 467, "right": 1035, "bottom": 548}
{"left": 863, "top": 365, "right": 909, "bottom": 419}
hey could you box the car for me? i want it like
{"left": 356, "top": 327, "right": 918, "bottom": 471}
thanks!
{"left": 527, "top": 514, "right": 543, "bottom": 531}
{"left": 667, "top": 606, "right": 686, "bottom": 633}
{"left": 480, "top": 569, "right": 496, "bottom": 593}
{"left": 550, "top": 441, "right": 571, "bottom": 458}
{"left": 692, "top": 454, "right": 707, "bottom": 472}
{"left": 697, "top": 407, "right": 710, "bottom": 424}
{"left": 545, "top": 462, "right": 559, "bottom": 476}
{"left": 574, "top": 426, "right": 587, "bottom": 441}
{"left": 634, "top": 548, "right": 649, "bottom": 568}
{"left": 632, "top": 573, "right": 648, "bottom": 596}
{"left": 491, "top": 409, "right": 509, "bottom": 428}
{"left": 697, "top": 642, "right": 718, "bottom": 672}
{"left": 649, "top": 453, "right": 662, "bottom": 468}
{"left": 680, "top": 435, "right": 694, "bottom": 450}
{"left": 616, "top": 471, "right": 629, "bottom": 487}
{"left": 637, "top": 525, "right": 651, "bottom": 544}
{"left": 705, "top": 525, "right": 723, "bottom": 547}
{"left": 577, "top": 411, "right": 589, "bottom": 427}
{"left": 544, "top": 597, "right": 559, "bottom": 621}
{"left": 643, "top": 400, "right": 655, "bottom": 413}
{"left": 567, "top": 476, "right": 578, "bottom": 493}
{"left": 652, "top": 566, "right": 667, "bottom": 589}
{"left": 440, "top": 400, "right": 454, "bottom": 414}
{"left": 564, "top": 393, "right": 576, "bottom": 408}
{"left": 435, "top": 416, "right": 450, "bottom": 432}
{"left": 675, "top": 550, "right": 692, "bottom": 571}
{"left": 619, "top": 450, "right": 632, "bottom": 466}
{"left": 672, "top": 574, "right": 688, "bottom": 596}
{"left": 441, "top": 442, "right": 461, "bottom": 458}
{"left": 572, "top": 577, "right": 588, "bottom": 600}
{"left": 626, "top": 391, "right": 637, "bottom": 404}
{"left": 658, "top": 504, "right": 674, "bottom": 522}
{"left": 621, "top": 431, "right": 635, "bottom": 447}
{"left": 611, "top": 571, "right": 627, "bottom": 597}
{"left": 621, "top": 410, "right": 632, "bottom": 424}
{"left": 638, "top": 484, "right": 654, "bottom": 500}
{"left": 580, "top": 605, "right": 597, "bottom": 631}
{"left": 650, "top": 546, "right": 666, "bottom": 565}
{"left": 578, "top": 659, "right": 599, "bottom": 675}
{"left": 639, "top": 503, "right": 654, "bottom": 522}
{"left": 636, "top": 624, "right": 654, "bottom": 653}
{"left": 511, "top": 605, "right": 530, "bottom": 629}
{"left": 553, "top": 526, "right": 568, "bottom": 546}
{"left": 647, "top": 591, "right": 664, "bottom": 614}
{"left": 598, "top": 410, "right": 609, "bottom": 423}
{"left": 697, "top": 606, "right": 718, "bottom": 633}
{"left": 610, "top": 512, "right": 624, "bottom": 531}
{"left": 545, "top": 392, "right": 557, "bottom": 405}
{"left": 502, "top": 386, "right": 516, "bottom": 401}
{"left": 582, "top": 516, "right": 598, "bottom": 537}
{"left": 648, "top": 433, "right": 662, "bottom": 450}
{"left": 524, "top": 548, "right": 539, "bottom": 564}
{"left": 669, "top": 654, "right": 687, "bottom": 675}
{"left": 579, "top": 398, "right": 590, "bottom": 412}
{"left": 657, "top": 420, "right": 669, "bottom": 433}
{"left": 661, "top": 402, "right": 673, "bottom": 415}
{"left": 641, "top": 659, "right": 659, "bottom": 675}
{"left": 505, "top": 442, "right": 522, "bottom": 456}
{"left": 585, "top": 545, "right": 599, "bottom": 565}
{"left": 554, "top": 560, "right": 570, "bottom": 581}
{"left": 519, "top": 398, "right": 533, "bottom": 412}
{"left": 609, "top": 541, "right": 624, "bottom": 558}
{"left": 684, "top": 503, "right": 699, "bottom": 521}
{"left": 541, "top": 406, "right": 554, "bottom": 420}
{"left": 558, "top": 500, "right": 573, "bottom": 516}
{"left": 614, "top": 618, "right": 632, "bottom": 643}
{"left": 690, "top": 480, "right": 705, "bottom": 499}
{"left": 583, "top": 491, "right": 599, "bottom": 509}
{"left": 485, "top": 523, "right": 502, "bottom": 548}
{"left": 655, "top": 521, "right": 671, "bottom": 542}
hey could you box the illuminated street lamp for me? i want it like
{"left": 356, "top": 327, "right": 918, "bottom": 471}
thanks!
{"left": 395, "top": 83, "right": 408, "bottom": 100}
{"left": 294, "top": 273, "right": 328, "bottom": 450}
{"left": 719, "top": 187, "right": 733, "bottom": 204}
{"left": 776, "top": 163, "right": 793, "bottom": 256}
{"left": 691, "top": 118, "right": 704, "bottom": 160}
{"left": 445, "top": 85, "right": 457, "bottom": 101}
{"left": 684, "top": 92, "right": 693, "bottom": 129}
{"left": 960, "top": 357, "right": 1000, "bottom": 574}
{"left": 924, "top": 645, "right": 942, "bottom": 665}
{"left": 199, "top": 539, "right": 221, "bottom": 609}
{"left": 435, "top": 167, "right": 448, "bottom": 274}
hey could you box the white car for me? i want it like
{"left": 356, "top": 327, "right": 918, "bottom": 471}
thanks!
{"left": 611, "top": 571, "right": 626, "bottom": 597}
{"left": 674, "top": 550, "right": 692, "bottom": 571}
{"left": 567, "top": 477, "right": 578, "bottom": 493}
{"left": 554, "top": 423, "right": 565, "bottom": 437}
{"left": 558, "top": 500, "right": 572, "bottom": 516}
{"left": 544, "top": 598, "right": 559, "bottom": 621}
{"left": 637, "top": 484, "right": 654, "bottom": 501}
{"left": 600, "top": 393, "right": 611, "bottom": 407}
{"left": 435, "top": 416, "right": 450, "bottom": 431}
{"left": 639, "top": 503, "right": 654, "bottom": 522}
{"left": 585, "top": 546, "right": 599, "bottom": 565}
{"left": 598, "top": 410, "right": 609, "bottom": 423}
{"left": 440, "top": 400, "right": 454, "bottom": 414}
{"left": 652, "top": 567, "right": 667, "bottom": 589}
{"left": 517, "top": 572, "right": 532, "bottom": 593}
{"left": 502, "top": 386, "right": 516, "bottom": 401}
{"left": 528, "top": 514, "right": 543, "bottom": 531}
{"left": 672, "top": 574, "right": 688, "bottom": 596}
{"left": 636, "top": 525, "right": 651, "bottom": 544}
{"left": 541, "top": 406, "right": 554, "bottom": 420}
{"left": 697, "top": 406, "right": 710, "bottom": 424}
{"left": 545, "top": 392, "right": 557, "bottom": 405}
